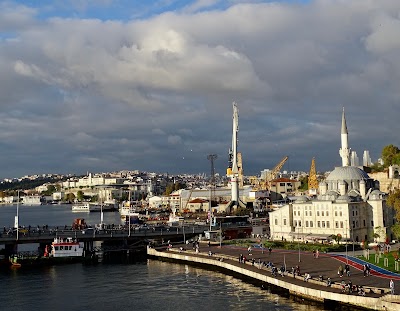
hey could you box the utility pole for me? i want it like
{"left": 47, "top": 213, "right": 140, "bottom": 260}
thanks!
{"left": 207, "top": 154, "right": 217, "bottom": 232}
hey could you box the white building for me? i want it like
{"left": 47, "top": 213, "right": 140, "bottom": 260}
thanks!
{"left": 269, "top": 109, "right": 396, "bottom": 244}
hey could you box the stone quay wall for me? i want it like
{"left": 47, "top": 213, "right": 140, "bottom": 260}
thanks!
{"left": 147, "top": 247, "right": 400, "bottom": 311}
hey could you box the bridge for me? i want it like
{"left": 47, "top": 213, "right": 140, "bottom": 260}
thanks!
{"left": 0, "top": 224, "right": 208, "bottom": 263}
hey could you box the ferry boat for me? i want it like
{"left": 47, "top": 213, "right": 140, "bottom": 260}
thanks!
{"left": 45, "top": 237, "right": 84, "bottom": 258}
{"left": 72, "top": 202, "right": 101, "bottom": 212}
{"left": 119, "top": 202, "right": 139, "bottom": 217}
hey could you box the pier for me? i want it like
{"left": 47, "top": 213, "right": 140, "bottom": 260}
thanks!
{"left": 148, "top": 243, "right": 400, "bottom": 311}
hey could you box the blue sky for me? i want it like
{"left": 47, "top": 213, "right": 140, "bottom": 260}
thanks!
{"left": 0, "top": 0, "right": 399, "bottom": 178}
{"left": 13, "top": 0, "right": 311, "bottom": 20}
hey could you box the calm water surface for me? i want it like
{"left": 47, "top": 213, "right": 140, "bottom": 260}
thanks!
{"left": 0, "top": 205, "right": 323, "bottom": 311}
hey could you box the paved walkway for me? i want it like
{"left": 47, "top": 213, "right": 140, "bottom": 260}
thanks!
{"left": 173, "top": 242, "right": 400, "bottom": 297}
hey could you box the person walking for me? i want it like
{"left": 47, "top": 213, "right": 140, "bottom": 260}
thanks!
{"left": 338, "top": 265, "right": 344, "bottom": 277}
{"left": 390, "top": 279, "right": 395, "bottom": 294}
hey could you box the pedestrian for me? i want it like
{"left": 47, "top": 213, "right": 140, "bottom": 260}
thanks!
{"left": 338, "top": 265, "right": 344, "bottom": 277}
{"left": 316, "top": 249, "right": 319, "bottom": 258}
{"left": 390, "top": 279, "right": 395, "bottom": 294}
{"left": 268, "top": 247, "right": 272, "bottom": 255}
{"left": 363, "top": 264, "right": 367, "bottom": 277}
{"left": 313, "top": 250, "right": 316, "bottom": 258}
{"left": 345, "top": 264, "right": 350, "bottom": 276}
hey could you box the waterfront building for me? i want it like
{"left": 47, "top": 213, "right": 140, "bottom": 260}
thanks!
{"left": 269, "top": 109, "right": 396, "bottom": 244}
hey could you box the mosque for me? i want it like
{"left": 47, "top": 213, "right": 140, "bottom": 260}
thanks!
{"left": 269, "top": 109, "right": 396, "bottom": 244}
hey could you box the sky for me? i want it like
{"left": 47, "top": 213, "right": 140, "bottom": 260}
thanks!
{"left": 0, "top": 0, "right": 399, "bottom": 179}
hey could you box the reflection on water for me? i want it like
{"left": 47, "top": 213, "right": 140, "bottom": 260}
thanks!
{"left": 0, "top": 260, "right": 323, "bottom": 311}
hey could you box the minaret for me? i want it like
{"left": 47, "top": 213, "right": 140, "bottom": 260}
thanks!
{"left": 339, "top": 108, "right": 351, "bottom": 167}
{"left": 230, "top": 102, "right": 239, "bottom": 205}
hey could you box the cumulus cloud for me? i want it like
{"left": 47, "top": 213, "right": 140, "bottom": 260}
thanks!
{"left": 0, "top": 0, "right": 400, "bottom": 178}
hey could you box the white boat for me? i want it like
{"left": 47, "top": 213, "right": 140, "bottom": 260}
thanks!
{"left": 45, "top": 237, "right": 84, "bottom": 257}
{"left": 72, "top": 202, "right": 101, "bottom": 212}
{"left": 119, "top": 202, "right": 138, "bottom": 217}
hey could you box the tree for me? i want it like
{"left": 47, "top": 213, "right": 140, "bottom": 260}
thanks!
{"left": 391, "top": 223, "right": 400, "bottom": 242}
{"left": 387, "top": 189, "right": 400, "bottom": 221}
{"left": 381, "top": 144, "right": 400, "bottom": 167}
{"left": 298, "top": 176, "right": 308, "bottom": 191}
{"left": 64, "top": 193, "right": 75, "bottom": 202}
{"left": 331, "top": 234, "right": 342, "bottom": 244}
{"left": 77, "top": 190, "right": 84, "bottom": 201}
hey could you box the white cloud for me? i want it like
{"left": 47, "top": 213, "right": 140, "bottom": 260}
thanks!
{"left": 1, "top": 0, "right": 400, "bottom": 177}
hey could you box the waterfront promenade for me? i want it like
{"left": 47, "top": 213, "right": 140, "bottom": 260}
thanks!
{"left": 148, "top": 242, "right": 400, "bottom": 310}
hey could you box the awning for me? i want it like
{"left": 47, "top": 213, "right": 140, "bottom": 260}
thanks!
{"left": 289, "top": 232, "right": 331, "bottom": 240}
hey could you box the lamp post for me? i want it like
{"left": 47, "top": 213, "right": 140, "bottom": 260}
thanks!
{"left": 345, "top": 224, "right": 348, "bottom": 264}
{"left": 15, "top": 190, "right": 20, "bottom": 241}
{"left": 298, "top": 226, "right": 301, "bottom": 262}
{"left": 183, "top": 219, "right": 186, "bottom": 244}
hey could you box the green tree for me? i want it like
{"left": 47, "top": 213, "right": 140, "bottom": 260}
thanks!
{"left": 64, "top": 193, "right": 75, "bottom": 202}
{"left": 298, "top": 176, "right": 308, "bottom": 191}
{"left": 391, "top": 223, "right": 400, "bottom": 241}
{"left": 387, "top": 189, "right": 400, "bottom": 221}
{"left": 77, "top": 190, "right": 84, "bottom": 201}
{"left": 331, "top": 234, "right": 342, "bottom": 244}
{"left": 233, "top": 207, "right": 251, "bottom": 216}
{"left": 382, "top": 144, "right": 400, "bottom": 167}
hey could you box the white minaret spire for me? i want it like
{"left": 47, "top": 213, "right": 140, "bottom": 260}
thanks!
{"left": 230, "top": 102, "right": 239, "bottom": 204}
{"left": 339, "top": 107, "right": 351, "bottom": 166}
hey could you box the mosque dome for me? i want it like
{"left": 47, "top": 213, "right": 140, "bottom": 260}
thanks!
{"left": 326, "top": 166, "right": 370, "bottom": 182}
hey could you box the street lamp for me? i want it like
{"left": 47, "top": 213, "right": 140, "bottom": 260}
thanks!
{"left": 15, "top": 190, "right": 20, "bottom": 241}
{"left": 297, "top": 225, "right": 301, "bottom": 262}
{"left": 345, "top": 223, "right": 348, "bottom": 264}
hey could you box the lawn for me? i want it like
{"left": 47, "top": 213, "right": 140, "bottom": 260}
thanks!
{"left": 359, "top": 251, "right": 400, "bottom": 273}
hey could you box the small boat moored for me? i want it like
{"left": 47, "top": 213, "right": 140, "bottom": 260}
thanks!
{"left": 45, "top": 237, "right": 84, "bottom": 258}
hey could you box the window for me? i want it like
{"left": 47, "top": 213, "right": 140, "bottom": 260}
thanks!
{"left": 309, "top": 211, "right": 312, "bottom": 216}
{"left": 335, "top": 211, "right": 338, "bottom": 216}
{"left": 322, "top": 221, "right": 325, "bottom": 228}
{"left": 305, "top": 211, "right": 308, "bottom": 216}
{"left": 335, "top": 221, "right": 339, "bottom": 228}
{"left": 322, "top": 211, "right": 324, "bottom": 216}
{"left": 283, "top": 219, "right": 287, "bottom": 226}
{"left": 371, "top": 221, "right": 374, "bottom": 227}
{"left": 294, "top": 220, "right": 297, "bottom": 227}
{"left": 327, "top": 221, "right": 330, "bottom": 228}
{"left": 306, "top": 221, "right": 309, "bottom": 227}
{"left": 280, "top": 183, "right": 285, "bottom": 186}
{"left": 317, "top": 211, "right": 320, "bottom": 216}
{"left": 326, "top": 211, "right": 329, "bottom": 216}
{"left": 275, "top": 219, "right": 278, "bottom": 225}
{"left": 339, "top": 211, "right": 342, "bottom": 217}
{"left": 363, "top": 220, "right": 366, "bottom": 227}
{"left": 317, "top": 221, "right": 321, "bottom": 228}
{"left": 340, "top": 221, "right": 344, "bottom": 228}
{"left": 299, "top": 221, "right": 302, "bottom": 227}
{"left": 310, "top": 221, "right": 313, "bottom": 227}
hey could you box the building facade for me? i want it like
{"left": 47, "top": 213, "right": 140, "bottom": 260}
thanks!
{"left": 269, "top": 109, "right": 396, "bottom": 244}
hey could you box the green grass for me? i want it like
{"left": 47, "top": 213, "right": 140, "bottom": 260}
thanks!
{"left": 223, "top": 239, "right": 345, "bottom": 253}
{"left": 358, "top": 251, "right": 400, "bottom": 273}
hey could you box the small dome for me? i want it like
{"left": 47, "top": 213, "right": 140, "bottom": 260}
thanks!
{"left": 326, "top": 166, "right": 370, "bottom": 182}
{"left": 296, "top": 196, "right": 309, "bottom": 203}
{"left": 336, "top": 194, "right": 352, "bottom": 203}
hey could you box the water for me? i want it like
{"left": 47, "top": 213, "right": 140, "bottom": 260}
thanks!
{"left": 0, "top": 205, "right": 323, "bottom": 311}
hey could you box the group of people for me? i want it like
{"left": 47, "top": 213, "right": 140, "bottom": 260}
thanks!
{"left": 337, "top": 264, "right": 351, "bottom": 277}
{"left": 340, "top": 280, "right": 366, "bottom": 296}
